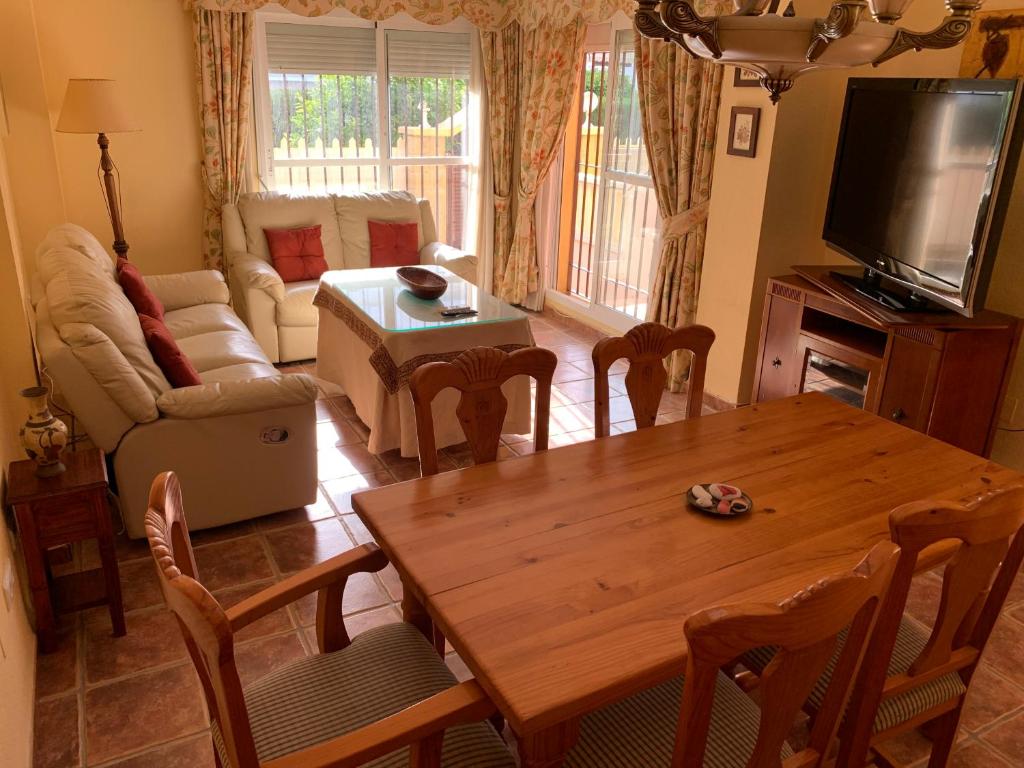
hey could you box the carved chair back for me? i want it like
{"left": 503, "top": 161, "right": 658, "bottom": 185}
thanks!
{"left": 145, "top": 471, "right": 260, "bottom": 768}
{"left": 837, "top": 485, "right": 1024, "bottom": 766}
{"left": 677, "top": 542, "right": 899, "bottom": 768}
{"left": 409, "top": 346, "right": 558, "bottom": 476}
{"left": 591, "top": 323, "right": 715, "bottom": 437}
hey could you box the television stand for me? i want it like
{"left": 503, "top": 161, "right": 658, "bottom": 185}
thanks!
{"left": 831, "top": 269, "right": 940, "bottom": 313}
{"left": 752, "top": 266, "right": 1022, "bottom": 457}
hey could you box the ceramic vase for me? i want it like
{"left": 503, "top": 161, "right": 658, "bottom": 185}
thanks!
{"left": 19, "top": 386, "right": 68, "bottom": 477}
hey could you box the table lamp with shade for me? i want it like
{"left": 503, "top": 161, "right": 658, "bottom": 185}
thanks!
{"left": 55, "top": 78, "right": 139, "bottom": 260}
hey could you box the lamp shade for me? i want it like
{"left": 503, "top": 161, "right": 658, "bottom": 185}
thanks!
{"left": 56, "top": 79, "right": 139, "bottom": 134}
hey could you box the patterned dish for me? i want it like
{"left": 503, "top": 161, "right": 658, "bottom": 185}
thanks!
{"left": 686, "top": 482, "right": 753, "bottom": 518}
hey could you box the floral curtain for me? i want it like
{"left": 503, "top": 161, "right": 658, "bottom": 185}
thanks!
{"left": 637, "top": 31, "right": 723, "bottom": 392}
{"left": 497, "top": 18, "right": 586, "bottom": 307}
{"left": 192, "top": 8, "right": 254, "bottom": 272}
{"left": 480, "top": 25, "right": 521, "bottom": 294}
{"left": 184, "top": 0, "right": 633, "bottom": 30}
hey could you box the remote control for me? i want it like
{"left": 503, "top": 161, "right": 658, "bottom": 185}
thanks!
{"left": 440, "top": 306, "right": 477, "bottom": 317}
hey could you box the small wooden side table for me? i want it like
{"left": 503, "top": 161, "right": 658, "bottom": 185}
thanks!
{"left": 7, "top": 448, "right": 125, "bottom": 652}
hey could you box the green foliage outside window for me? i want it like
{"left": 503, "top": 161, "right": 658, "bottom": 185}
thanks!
{"left": 269, "top": 73, "right": 467, "bottom": 153}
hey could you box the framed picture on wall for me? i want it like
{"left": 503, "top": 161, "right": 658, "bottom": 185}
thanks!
{"left": 727, "top": 107, "right": 760, "bottom": 158}
{"left": 733, "top": 68, "right": 760, "bottom": 88}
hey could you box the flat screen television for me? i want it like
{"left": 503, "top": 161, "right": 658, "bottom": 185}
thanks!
{"left": 823, "top": 78, "right": 1024, "bottom": 316}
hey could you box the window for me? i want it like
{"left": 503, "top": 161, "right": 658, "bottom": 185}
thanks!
{"left": 556, "top": 29, "right": 658, "bottom": 324}
{"left": 255, "top": 17, "right": 476, "bottom": 249}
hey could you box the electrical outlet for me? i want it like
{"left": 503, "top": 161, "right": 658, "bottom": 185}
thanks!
{"left": 2, "top": 558, "right": 14, "bottom": 612}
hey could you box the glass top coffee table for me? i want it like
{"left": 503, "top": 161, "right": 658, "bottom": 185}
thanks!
{"left": 313, "top": 266, "right": 534, "bottom": 457}
{"left": 318, "top": 266, "right": 526, "bottom": 332}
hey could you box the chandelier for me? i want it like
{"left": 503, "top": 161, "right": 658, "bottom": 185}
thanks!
{"left": 635, "top": 0, "right": 979, "bottom": 102}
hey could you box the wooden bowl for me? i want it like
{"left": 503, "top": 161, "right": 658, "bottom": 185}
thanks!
{"left": 396, "top": 266, "right": 448, "bottom": 300}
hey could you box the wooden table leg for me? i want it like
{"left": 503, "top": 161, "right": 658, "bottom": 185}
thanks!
{"left": 93, "top": 491, "right": 125, "bottom": 637}
{"left": 401, "top": 589, "right": 433, "bottom": 641}
{"left": 13, "top": 503, "right": 58, "bottom": 653}
{"left": 517, "top": 720, "right": 580, "bottom": 768}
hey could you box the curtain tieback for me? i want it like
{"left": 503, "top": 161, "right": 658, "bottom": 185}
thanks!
{"left": 660, "top": 200, "right": 711, "bottom": 242}
{"left": 494, "top": 194, "right": 511, "bottom": 213}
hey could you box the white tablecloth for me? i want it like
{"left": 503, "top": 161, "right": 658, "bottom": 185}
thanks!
{"left": 314, "top": 274, "right": 534, "bottom": 456}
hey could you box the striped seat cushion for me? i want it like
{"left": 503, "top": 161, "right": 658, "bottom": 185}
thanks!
{"left": 212, "top": 622, "right": 514, "bottom": 768}
{"left": 741, "top": 616, "right": 967, "bottom": 733}
{"left": 565, "top": 671, "right": 794, "bottom": 768}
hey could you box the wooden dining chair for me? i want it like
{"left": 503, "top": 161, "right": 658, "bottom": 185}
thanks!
{"left": 562, "top": 541, "right": 899, "bottom": 768}
{"left": 409, "top": 346, "right": 557, "bottom": 477}
{"left": 833, "top": 485, "right": 1024, "bottom": 768}
{"left": 144, "top": 471, "right": 515, "bottom": 768}
{"left": 591, "top": 322, "right": 715, "bottom": 438}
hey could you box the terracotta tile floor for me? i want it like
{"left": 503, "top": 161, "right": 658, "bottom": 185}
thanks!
{"left": 31, "top": 310, "right": 1024, "bottom": 767}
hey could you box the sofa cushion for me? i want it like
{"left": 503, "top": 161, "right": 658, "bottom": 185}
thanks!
{"left": 176, "top": 329, "right": 271, "bottom": 373}
{"left": 164, "top": 304, "right": 250, "bottom": 340}
{"left": 237, "top": 193, "right": 344, "bottom": 270}
{"left": 118, "top": 258, "right": 165, "bottom": 321}
{"left": 368, "top": 220, "right": 419, "bottom": 267}
{"left": 334, "top": 191, "right": 425, "bottom": 269}
{"left": 276, "top": 281, "right": 319, "bottom": 328}
{"left": 43, "top": 247, "right": 170, "bottom": 398}
{"left": 264, "top": 225, "right": 329, "bottom": 282}
{"left": 139, "top": 314, "right": 202, "bottom": 388}
{"left": 36, "top": 224, "right": 116, "bottom": 281}
{"left": 199, "top": 362, "right": 280, "bottom": 384}
{"left": 56, "top": 321, "right": 161, "bottom": 424}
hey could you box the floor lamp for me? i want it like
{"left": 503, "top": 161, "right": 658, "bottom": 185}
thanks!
{"left": 56, "top": 79, "right": 139, "bottom": 260}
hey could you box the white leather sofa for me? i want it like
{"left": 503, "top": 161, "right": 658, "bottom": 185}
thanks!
{"left": 222, "top": 190, "right": 478, "bottom": 363}
{"left": 32, "top": 224, "right": 318, "bottom": 538}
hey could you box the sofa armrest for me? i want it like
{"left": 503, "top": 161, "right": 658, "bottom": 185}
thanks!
{"left": 143, "top": 270, "right": 230, "bottom": 311}
{"left": 231, "top": 253, "right": 285, "bottom": 303}
{"left": 420, "top": 242, "right": 478, "bottom": 285}
{"left": 156, "top": 373, "right": 318, "bottom": 419}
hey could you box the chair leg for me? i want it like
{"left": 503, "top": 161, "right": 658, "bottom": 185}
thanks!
{"left": 925, "top": 706, "right": 963, "bottom": 768}
{"left": 432, "top": 623, "right": 447, "bottom": 657}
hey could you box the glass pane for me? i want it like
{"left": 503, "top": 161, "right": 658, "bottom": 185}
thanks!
{"left": 268, "top": 71, "right": 379, "bottom": 193}
{"left": 566, "top": 49, "right": 610, "bottom": 302}
{"left": 391, "top": 163, "right": 469, "bottom": 250}
{"left": 605, "top": 43, "right": 648, "bottom": 177}
{"left": 592, "top": 36, "right": 658, "bottom": 320}
{"left": 387, "top": 34, "right": 470, "bottom": 159}
{"left": 803, "top": 352, "right": 870, "bottom": 408}
{"left": 596, "top": 178, "right": 658, "bottom": 319}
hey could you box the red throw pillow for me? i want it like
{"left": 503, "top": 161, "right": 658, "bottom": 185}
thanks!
{"left": 368, "top": 220, "right": 419, "bottom": 267}
{"left": 263, "top": 225, "right": 329, "bottom": 282}
{"left": 117, "top": 258, "right": 164, "bottom": 321}
{"left": 138, "top": 314, "right": 202, "bottom": 388}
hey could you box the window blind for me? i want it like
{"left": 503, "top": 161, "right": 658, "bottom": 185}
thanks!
{"left": 266, "top": 23, "right": 376, "bottom": 75}
{"left": 386, "top": 31, "right": 472, "bottom": 79}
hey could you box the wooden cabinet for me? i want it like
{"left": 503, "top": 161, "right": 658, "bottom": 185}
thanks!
{"left": 752, "top": 268, "right": 1021, "bottom": 457}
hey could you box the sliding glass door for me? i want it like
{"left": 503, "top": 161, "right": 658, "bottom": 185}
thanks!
{"left": 555, "top": 27, "right": 659, "bottom": 330}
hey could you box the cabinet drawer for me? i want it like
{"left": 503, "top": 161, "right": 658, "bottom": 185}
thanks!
{"left": 33, "top": 495, "right": 100, "bottom": 547}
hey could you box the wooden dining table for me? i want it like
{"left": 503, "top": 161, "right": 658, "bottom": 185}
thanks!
{"left": 352, "top": 392, "right": 1021, "bottom": 767}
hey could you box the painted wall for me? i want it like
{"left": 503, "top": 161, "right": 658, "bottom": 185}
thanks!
{"left": 14, "top": 0, "right": 202, "bottom": 277}
{"left": 700, "top": 0, "right": 1024, "bottom": 476}
{"left": 0, "top": 128, "right": 43, "bottom": 768}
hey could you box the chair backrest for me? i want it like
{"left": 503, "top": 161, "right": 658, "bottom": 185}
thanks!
{"left": 409, "top": 346, "right": 558, "bottom": 476}
{"left": 591, "top": 322, "right": 714, "bottom": 438}
{"left": 838, "top": 485, "right": 1024, "bottom": 763}
{"left": 145, "top": 471, "right": 260, "bottom": 768}
{"left": 676, "top": 541, "right": 899, "bottom": 768}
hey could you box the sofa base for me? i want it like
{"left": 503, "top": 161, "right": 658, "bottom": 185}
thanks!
{"left": 114, "top": 402, "right": 317, "bottom": 538}
{"left": 279, "top": 324, "right": 318, "bottom": 364}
